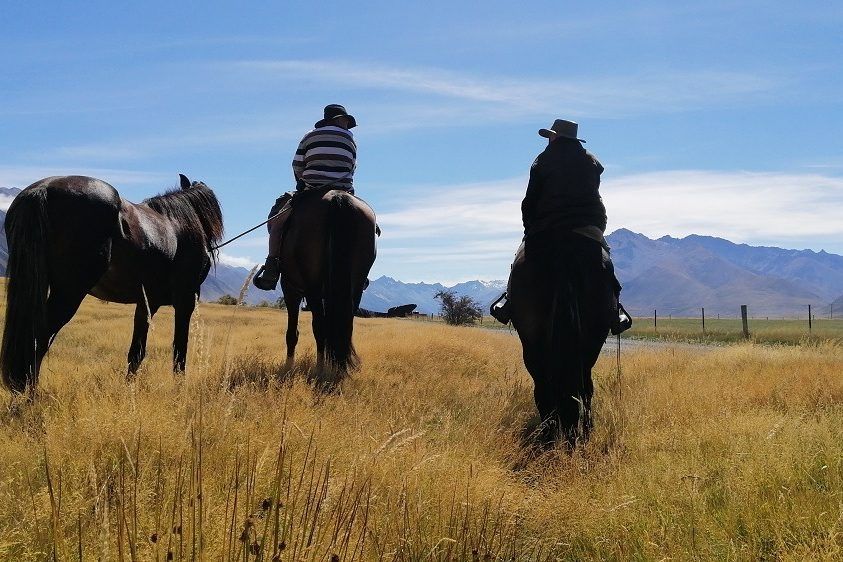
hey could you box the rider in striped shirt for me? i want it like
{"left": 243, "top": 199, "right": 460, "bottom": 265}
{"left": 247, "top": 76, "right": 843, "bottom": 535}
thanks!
{"left": 292, "top": 124, "right": 356, "bottom": 192}
{"left": 253, "top": 104, "right": 357, "bottom": 290}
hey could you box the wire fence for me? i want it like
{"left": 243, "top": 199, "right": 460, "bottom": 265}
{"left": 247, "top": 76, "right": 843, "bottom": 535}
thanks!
{"left": 622, "top": 303, "right": 843, "bottom": 343}
{"left": 622, "top": 303, "right": 839, "bottom": 322}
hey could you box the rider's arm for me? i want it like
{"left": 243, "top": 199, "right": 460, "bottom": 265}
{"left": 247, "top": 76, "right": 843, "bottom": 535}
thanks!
{"left": 521, "top": 156, "right": 543, "bottom": 233}
{"left": 292, "top": 136, "right": 307, "bottom": 182}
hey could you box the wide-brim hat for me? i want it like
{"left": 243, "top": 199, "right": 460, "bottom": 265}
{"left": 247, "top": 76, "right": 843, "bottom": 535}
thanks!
{"left": 315, "top": 104, "right": 357, "bottom": 129}
{"left": 539, "top": 119, "right": 585, "bottom": 142}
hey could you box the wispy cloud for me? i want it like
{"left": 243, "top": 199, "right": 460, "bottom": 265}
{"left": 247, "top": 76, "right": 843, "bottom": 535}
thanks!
{"left": 231, "top": 59, "right": 781, "bottom": 118}
{"left": 0, "top": 165, "right": 171, "bottom": 190}
{"left": 602, "top": 170, "right": 843, "bottom": 246}
{"left": 0, "top": 193, "right": 20, "bottom": 212}
{"left": 377, "top": 178, "right": 522, "bottom": 240}
{"left": 218, "top": 252, "right": 258, "bottom": 268}
{"left": 24, "top": 58, "right": 783, "bottom": 162}
{"left": 45, "top": 121, "right": 303, "bottom": 162}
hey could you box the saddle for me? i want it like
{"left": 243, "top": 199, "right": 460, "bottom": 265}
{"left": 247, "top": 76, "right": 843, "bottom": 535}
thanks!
{"left": 271, "top": 189, "right": 381, "bottom": 237}
{"left": 490, "top": 232, "right": 632, "bottom": 334}
{"left": 254, "top": 188, "right": 380, "bottom": 293}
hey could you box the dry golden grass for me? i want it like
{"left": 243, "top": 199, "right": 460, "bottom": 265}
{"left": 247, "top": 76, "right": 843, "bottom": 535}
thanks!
{"left": 0, "top": 295, "right": 841, "bottom": 560}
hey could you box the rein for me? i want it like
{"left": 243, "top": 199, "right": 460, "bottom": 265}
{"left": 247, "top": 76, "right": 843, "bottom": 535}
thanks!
{"left": 616, "top": 333, "right": 623, "bottom": 402}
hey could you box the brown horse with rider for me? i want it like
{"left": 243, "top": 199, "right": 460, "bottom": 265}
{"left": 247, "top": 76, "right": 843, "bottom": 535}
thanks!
{"left": 253, "top": 104, "right": 377, "bottom": 381}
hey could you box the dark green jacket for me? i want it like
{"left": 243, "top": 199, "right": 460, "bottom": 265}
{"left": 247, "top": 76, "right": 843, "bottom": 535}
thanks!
{"left": 521, "top": 138, "right": 607, "bottom": 236}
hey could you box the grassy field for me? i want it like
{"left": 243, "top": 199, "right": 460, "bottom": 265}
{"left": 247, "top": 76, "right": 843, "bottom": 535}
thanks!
{"left": 0, "top": 295, "right": 841, "bottom": 560}
{"left": 625, "top": 316, "right": 843, "bottom": 346}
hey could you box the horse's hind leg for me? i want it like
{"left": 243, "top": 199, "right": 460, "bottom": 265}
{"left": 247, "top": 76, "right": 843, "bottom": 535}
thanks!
{"left": 283, "top": 291, "right": 302, "bottom": 372}
{"left": 36, "top": 249, "right": 109, "bottom": 380}
{"left": 36, "top": 286, "right": 95, "bottom": 378}
{"left": 172, "top": 294, "right": 196, "bottom": 373}
{"left": 308, "top": 293, "right": 327, "bottom": 370}
{"left": 128, "top": 302, "right": 159, "bottom": 376}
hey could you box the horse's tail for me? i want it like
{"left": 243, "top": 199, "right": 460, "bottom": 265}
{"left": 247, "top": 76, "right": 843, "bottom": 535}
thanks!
{"left": 324, "top": 192, "right": 360, "bottom": 374}
{"left": 548, "top": 258, "right": 586, "bottom": 441}
{"left": 1, "top": 188, "right": 50, "bottom": 392}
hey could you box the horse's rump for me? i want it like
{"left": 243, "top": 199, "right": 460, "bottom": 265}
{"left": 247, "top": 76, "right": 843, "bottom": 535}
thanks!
{"left": 280, "top": 189, "right": 376, "bottom": 375}
{"left": 509, "top": 230, "right": 614, "bottom": 442}
{"left": 515, "top": 232, "right": 615, "bottom": 324}
{"left": 280, "top": 189, "right": 375, "bottom": 290}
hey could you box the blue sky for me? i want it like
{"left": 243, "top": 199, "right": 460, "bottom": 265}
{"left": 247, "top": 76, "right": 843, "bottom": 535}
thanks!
{"left": 3, "top": 2, "right": 842, "bottom": 282}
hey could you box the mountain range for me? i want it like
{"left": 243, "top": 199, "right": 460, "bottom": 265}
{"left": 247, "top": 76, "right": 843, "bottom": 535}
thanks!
{"left": 195, "top": 265, "right": 507, "bottom": 313}
{"left": 606, "top": 229, "right": 843, "bottom": 316}
{"left": 0, "top": 188, "right": 21, "bottom": 272}
{"left": 0, "top": 187, "right": 840, "bottom": 316}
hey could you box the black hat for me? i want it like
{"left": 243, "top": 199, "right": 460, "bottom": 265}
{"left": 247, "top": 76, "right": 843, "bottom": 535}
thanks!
{"left": 315, "top": 104, "right": 357, "bottom": 129}
{"left": 538, "top": 119, "right": 585, "bottom": 142}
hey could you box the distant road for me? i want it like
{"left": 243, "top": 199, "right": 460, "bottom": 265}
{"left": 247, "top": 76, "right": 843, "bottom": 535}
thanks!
{"left": 602, "top": 337, "right": 718, "bottom": 354}
{"left": 476, "top": 323, "right": 718, "bottom": 354}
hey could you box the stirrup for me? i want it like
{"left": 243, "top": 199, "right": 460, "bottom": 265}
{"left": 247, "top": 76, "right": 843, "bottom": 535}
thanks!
{"left": 490, "top": 292, "right": 511, "bottom": 325}
{"left": 253, "top": 259, "right": 280, "bottom": 291}
{"left": 611, "top": 302, "right": 632, "bottom": 335}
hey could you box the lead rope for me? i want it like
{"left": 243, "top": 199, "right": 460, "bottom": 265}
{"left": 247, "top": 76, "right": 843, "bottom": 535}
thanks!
{"left": 212, "top": 208, "right": 285, "bottom": 251}
{"left": 212, "top": 173, "right": 352, "bottom": 251}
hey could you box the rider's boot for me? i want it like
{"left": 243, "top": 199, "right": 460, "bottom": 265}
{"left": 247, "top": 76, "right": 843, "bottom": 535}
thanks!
{"left": 253, "top": 257, "right": 281, "bottom": 290}
{"left": 490, "top": 292, "right": 511, "bottom": 325}
{"left": 611, "top": 302, "right": 633, "bottom": 335}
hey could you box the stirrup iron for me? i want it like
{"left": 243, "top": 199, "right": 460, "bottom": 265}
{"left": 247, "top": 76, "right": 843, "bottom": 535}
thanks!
{"left": 611, "top": 302, "right": 632, "bottom": 335}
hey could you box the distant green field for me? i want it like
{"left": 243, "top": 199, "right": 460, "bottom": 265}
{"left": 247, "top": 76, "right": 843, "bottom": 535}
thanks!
{"left": 412, "top": 311, "right": 843, "bottom": 346}
{"left": 627, "top": 316, "right": 843, "bottom": 345}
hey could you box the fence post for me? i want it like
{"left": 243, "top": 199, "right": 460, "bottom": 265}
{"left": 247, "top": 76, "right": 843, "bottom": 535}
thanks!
{"left": 741, "top": 305, "right": 750, "bottom": 339}
{"left": 701, "top": 307, "right": 706, "bottom": 335}
{"left": 808, "top": 304, "right": 812, "bottom": 334}
{"left": 654, "top": 309, "right": 658, "bottom": 332}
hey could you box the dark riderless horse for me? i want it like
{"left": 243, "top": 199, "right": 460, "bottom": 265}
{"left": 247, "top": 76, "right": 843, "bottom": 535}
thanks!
{"left": 277, "top": 189, "right": 377, "bottom": 384}
{"left": 1, "top": 174, "right": 223, "bottom": 392}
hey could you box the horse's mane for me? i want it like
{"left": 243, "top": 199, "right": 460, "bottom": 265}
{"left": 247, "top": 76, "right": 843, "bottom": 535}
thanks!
{"left": 144, "top": 182, "right": 224, "bottom": 261}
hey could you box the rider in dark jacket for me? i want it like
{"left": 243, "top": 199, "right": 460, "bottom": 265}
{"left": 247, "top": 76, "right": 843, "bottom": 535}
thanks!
{"left": 521, "top": 124, "right": 606, "bottom": 238}
{"left": 491, "top": 119, "right": 630, "bottom": 333}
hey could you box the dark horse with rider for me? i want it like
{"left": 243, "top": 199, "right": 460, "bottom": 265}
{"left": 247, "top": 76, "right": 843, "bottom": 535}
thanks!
{"left": 492, "top": 119, "right": 631, "bottom": 447}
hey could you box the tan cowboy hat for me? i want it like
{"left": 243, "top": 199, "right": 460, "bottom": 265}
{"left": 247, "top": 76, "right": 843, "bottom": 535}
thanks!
{"left": 538, "top": 119, "right": 585, "bottom": 142}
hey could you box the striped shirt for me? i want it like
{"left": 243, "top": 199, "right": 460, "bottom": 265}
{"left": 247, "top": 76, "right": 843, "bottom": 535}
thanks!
{"left": 291, "top": 125, "right": 356, "bottom": 191}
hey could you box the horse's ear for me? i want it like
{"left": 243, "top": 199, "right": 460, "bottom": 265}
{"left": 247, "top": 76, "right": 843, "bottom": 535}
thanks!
{"left": 179, "top": 173, "right": 191, "bottom": 190}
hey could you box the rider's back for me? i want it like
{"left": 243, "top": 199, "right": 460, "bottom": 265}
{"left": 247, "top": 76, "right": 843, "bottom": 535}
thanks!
{"left": 521, "top": 138, "right": 606, "bottom": 238}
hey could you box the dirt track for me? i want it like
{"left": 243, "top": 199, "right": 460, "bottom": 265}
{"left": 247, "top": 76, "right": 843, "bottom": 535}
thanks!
{"left": 481, "top": 325, "right": 717, "bottom": 354}
{"left": 602, "top": 336, "right": 719, "bottom": 354}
